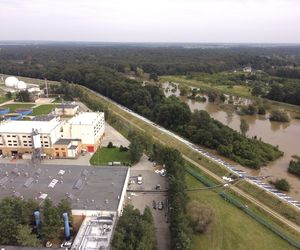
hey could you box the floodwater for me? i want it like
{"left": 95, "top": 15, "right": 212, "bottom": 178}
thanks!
{"left": 163, "top": 83, "right": 300, "bottom": 200}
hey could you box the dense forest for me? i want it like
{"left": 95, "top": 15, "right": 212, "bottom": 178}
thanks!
{"left": 0, "top": 44, "right": 294, "bottom": 168}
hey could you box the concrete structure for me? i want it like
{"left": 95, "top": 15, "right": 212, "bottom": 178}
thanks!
{"left": 0, "top": 163, "right": 129, "bottom": 250}
{"left": 0, "top": 112, "right": 105, "bottom": 158}
{"left": 53, "top": 138, "right": 82, "bottom": 158}
{"left": 0, "top": 118, "right": 62, "bottom": 156}
{"left": 54, "top": 103, "right": 79, "bottom": 116}
{"left": 243, "top": 66, "right": 252, "bottom": 73}
{"left": 62, "top": 112, "right": 105, "bottom": 152}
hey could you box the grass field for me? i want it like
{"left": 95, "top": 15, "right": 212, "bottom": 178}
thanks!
{"left": 0, "top": 96, "right": 8, "bottom": 104}
{"left": 161, "top": 76, "right": 252, "bottom": 97}
{"left": 31, "top": 104, "right": 58, "bottom": 116}
{"left": 90, "top": 147, "right": 130, "bottom": 165}
{"left": 0, "top": 103, "right": 34, "bottom": 112}
{"left": 186, "top": 174, "right": 296, "bottom": 250}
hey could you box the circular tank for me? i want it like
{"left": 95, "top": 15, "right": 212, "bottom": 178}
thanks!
{"left": 16, "top": 81, "right": 27, "bottom": 90}
{"left": 5, "top": 76, "right": 19, "bottom": 88}
{"left": 4, "top": 113, "right": 23, "bottom": 121}
{"left": 15, "top": 108, "right": 33, "bottom": 116}
{"left": 0, "top": 108, "right": 10, "bottom": 115}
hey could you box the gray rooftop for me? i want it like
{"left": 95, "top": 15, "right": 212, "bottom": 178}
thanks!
{"left": 0, "top": 163, "right": 128, "bottom": 212}
{"left": 57, "top": 104, "right": 78, "bottom": 109}
{"left": 54, "top": 138, "right": 81, "bottom": 146}
{"left": 32, "top": 115, "right": 56, "bottom": 121}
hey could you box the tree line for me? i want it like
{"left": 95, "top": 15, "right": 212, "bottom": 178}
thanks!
{"left": 0, "top": 197, "right": 72, "bottom": 247}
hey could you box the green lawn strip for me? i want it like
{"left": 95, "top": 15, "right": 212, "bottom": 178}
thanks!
{"left": 235, "top": 181, "right": 300, "bottom": 226}
{"left": 0, "top": 103, "right": 35, "bottom": 112}
{"left": 31, "top": 104, "right": 58, "bottom": 116}
{"left": 90, "top": 147, "right": 130, "bottom": 165}
{"left": 186, "top": 174, "right": 296, "bottom": 250}
{"left": 186, "top": 164, "right": 300, "bottom": 243}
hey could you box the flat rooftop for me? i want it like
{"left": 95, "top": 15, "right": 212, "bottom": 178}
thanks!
{"left": 32, "top": 115, "right": 56, "bottom": 122}
{"left": 0, "top": 163, "right": 128, "bottom": 212}
{"left": 0, "top": 120, "right": 62, "bottom": 134}
{"left": 68, "top": 112, "right": 104, "bottom": 125}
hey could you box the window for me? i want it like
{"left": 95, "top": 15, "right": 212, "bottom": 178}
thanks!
{"left": 12, "top": 135, "right": 16, "bottom": 138}
{"left": 55, "top": 148, "right": 59, "bottom": 150}
{"left": 24, "top": 144, "right": 28, "bottom": 146}
{"left": 22, "top": 135, "right": 26, "bottom": 138}
{"left": 7, "top": 135, "right": 11, "bottom": 137}
{"left": 8, "top": 144, "right": 12, "bottom": 146}
{"left": 13, "top": 144, "right": 17, "bottom": 146}
{"left": 8, "top": 140, "right": 11, "bottom": 143}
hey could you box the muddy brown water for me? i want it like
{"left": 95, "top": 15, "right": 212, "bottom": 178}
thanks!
{"left": 163, "top": 83, "right": 300, "bottom": 200}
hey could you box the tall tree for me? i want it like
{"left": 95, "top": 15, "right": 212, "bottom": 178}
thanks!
{"left": 240, "top": 119, "right": 250, "bottom": 136}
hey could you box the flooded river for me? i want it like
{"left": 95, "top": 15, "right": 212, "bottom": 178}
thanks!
{"left": 163, "top": 83, "right": 300, "bottom": 200}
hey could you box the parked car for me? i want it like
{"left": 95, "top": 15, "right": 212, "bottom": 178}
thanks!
{"left": 137, "top": 175, "right": 143, "bottom": 185}
{"left": 152, "top": 200, "right": 157, "bottom": 209}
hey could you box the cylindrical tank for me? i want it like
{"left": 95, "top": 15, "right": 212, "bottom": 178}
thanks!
{"left": 0, "top": 108, "right": 10, "bottom": 115}
{"left": 16, "top": 81, "right": 27, "bottom": 90}
{"left": 63, "top": 212, "right": 71, "bottom": 241}
{"left": 15, "top": 108, "right": 33, "bottom": 116}
{"left": 34, "top": 211, "right": 41, "bottom": 227}
{"left": 5, "top": 76, "right": 19, "bottom": 88}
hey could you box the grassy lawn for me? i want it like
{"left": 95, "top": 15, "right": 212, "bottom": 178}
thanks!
{"left": 31, "top": 104, "right": 58, "bottom": 116}
{"left": 0, "top": 96, "right": 8, "bottom": 104}
{"left": 0, "top": 103, "right": 34, "bottom": 112}
{"left": 161, "top": 75, "right": 252, "bottom": 97}
{"left": 186, "top": 174, "right": 296, "bottom": 250}
{"left": 90, "top": 147, "right": 130, "bottom": 165}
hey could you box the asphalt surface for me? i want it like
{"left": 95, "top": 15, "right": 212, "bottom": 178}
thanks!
{"left": 127, "top": 155, "right": 170, "bottom": 250}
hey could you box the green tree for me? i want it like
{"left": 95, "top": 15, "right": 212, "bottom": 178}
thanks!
{"left": 41, "top": 199, "right": 61, "bottom": 241}
{"left": 269, "top": 110, "right": 290, "bottom": 122}
{"left": 129, "top": 137, "right": 144, "bottom": 163}
{"left": 16, "top": 90, "right": 32, "bottom": 102}
{"left": 240, "top": 119, "right": 250, "bottom": 136}
{"left": 272, "top": 179, "right": 290, "bottom": 192}
{"left": 16, "top": 225, "right": 41, "bottom": 247}
{"left": 5, "top": 91, "right": 12, "bottom": 99}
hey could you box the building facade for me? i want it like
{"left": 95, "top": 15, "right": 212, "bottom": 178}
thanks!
{"left": 0, "top": 112, "right": 105, "bottom": 158}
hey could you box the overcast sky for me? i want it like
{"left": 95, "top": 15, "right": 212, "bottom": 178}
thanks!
{"left": 0, "top": 0, "right": 299, "bottom": 43}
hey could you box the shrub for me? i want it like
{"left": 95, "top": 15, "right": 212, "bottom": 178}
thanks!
{"left": 269, "top": 110, "right": 290, "bottom": 122}
{"left": 271, "top": 178, "right": 290, "bottom": 192}
{"left": 187, "top": 201, "right": 216, "bottom": 234}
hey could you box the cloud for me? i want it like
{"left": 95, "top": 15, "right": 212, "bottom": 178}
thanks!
{"left": 0, "top": 0, "right": 299, "bottom": 42}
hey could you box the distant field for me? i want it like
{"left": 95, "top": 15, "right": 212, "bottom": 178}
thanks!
{"left": 186, "top": 174, "right": 296, "bottom": 250}
{"left": 161, "top": 75, "right": 252, "bottom": 97}
{"left": 31, "top": 104, "right": 58, "bottom": 116}
{"left": 0, "top": 103, "right": 34, "bottom": 112}
{"left": 90, "top": 147, "right": 130, "bottom": 165}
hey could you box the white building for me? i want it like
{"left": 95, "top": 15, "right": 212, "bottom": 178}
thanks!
{"left": 0, "top": 118, "right": 63, "bottom": 156}
{"left": 62, "top": 112, "right": 105, "bottom": 152}
{"left": 54, "top": 103, "right": 79, "bottom": 116}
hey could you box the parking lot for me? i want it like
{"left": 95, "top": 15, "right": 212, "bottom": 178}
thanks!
{"left": 127, "top": 155, "right": 170, "bottom": 250}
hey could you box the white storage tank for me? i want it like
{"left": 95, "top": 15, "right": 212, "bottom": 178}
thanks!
{"left": 5, "top": 76, "right": 19, "bottom": 88}
{"left": 16, "top": 81, "right": 27, "bottom": 90}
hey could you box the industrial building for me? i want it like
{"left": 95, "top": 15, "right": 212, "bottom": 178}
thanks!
{"left": 0, "top": 112, "right": 105, "bottom": 158}
{"left": 0, "top": 163, "right": 130, "bottom": 249}
{"left": 54, "top": 102, "right": 79, "bottom": 116}
{"left": 62, "top": 112, "right": 105, "bottom": 153}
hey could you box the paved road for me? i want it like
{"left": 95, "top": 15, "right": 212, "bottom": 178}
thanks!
{"left": 127, "top": 155, "right": 170, "bottom": 250}
{"left": 84, "top": 86, "right": 300, "bottom": 235}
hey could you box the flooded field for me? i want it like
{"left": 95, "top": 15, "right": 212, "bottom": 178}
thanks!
{"left": 163, "top": 83, "right": 300, "bottom": 200}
